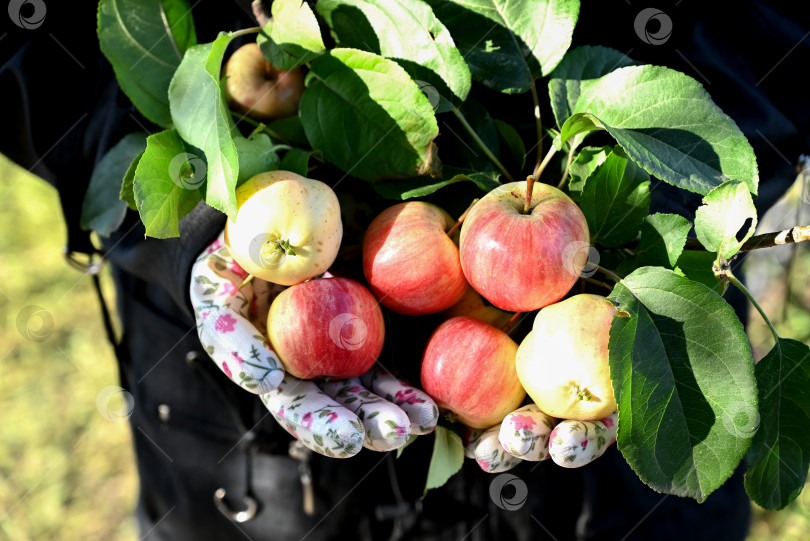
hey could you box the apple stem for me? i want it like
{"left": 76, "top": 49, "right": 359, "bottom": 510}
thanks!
{"left": 557, "top": 145, "right": 576, "bottom": 189}
{"left": 532, "top": 146, "right": 557, "bottom": 180}
{"left": 530, "top": 80, "right": 543, "bottom": 173}
{"left": 234, "top": 114, "right": 292, "bottom": 145}
{"left": 523, "top": 175, "right": 536, "bottom": 214}
{"left": 229, "top": 26, "right": 261, "bottom": 38}
{"left": 239, "top": 274, "right": 255, "bottom": 290}
{"left": 580, "top": 277, "right": 613, "bottom": 291}
{"left": 595, "top": 265, "right": 622, "bottom": 283}
{"left": 500, "top": 311, "right": 523, "bottom": 334}
{"left": 446, "top": 198, "right": 479, "bottom": 237}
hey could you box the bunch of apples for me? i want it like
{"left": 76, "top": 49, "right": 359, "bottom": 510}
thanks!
{"left": 224, "top": 43, "right": 619, "bottom": 444}
{"left": 227, "top": 166, "right": 618, "bottom": 440}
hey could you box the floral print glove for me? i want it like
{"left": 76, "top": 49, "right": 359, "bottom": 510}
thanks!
{"left": 190, "top": 232, "right": 438, "bottom": 458}
{"left": 462, "top": 405, "right": 618, "bottom": 472}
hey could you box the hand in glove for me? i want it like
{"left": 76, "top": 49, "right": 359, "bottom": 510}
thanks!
{"left": 190, "top": 232, "right": 438, "bottom": 458}
{"left": 463, "top": 404, "right": 618, "bottom": 472}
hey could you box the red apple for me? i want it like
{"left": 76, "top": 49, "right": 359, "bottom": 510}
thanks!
{"left": 459, "top": 181, "right": 589, "bottom": 312}
{"left": 267, "top": 277, "right": 384, "bottom": 379}
{"left": 224, "top": 43, "right": 305, "bottom": 120}
{"left": 363, "top": 202, "right": 467, "bottom": 315}
{"left": 421, "top": 316, "right": 525, "bottom": 428}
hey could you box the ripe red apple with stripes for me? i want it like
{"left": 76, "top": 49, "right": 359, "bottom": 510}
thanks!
{"left": 459, "top": 179, "right": 590, "bottom": 312}
{"left": 363, "top": 202, "right": 467, "bottom": 315}
{"left": 421, "top": 316, "right": 525, "bottom": 428}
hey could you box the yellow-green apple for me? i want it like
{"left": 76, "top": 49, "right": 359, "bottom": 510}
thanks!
{"left": 267, "top": 277, "right": 384, "bottom": 379}
{"left": 226, "top": 170, "right": 342, "bottom": 286}
{"left": 363, "top": 202, "right": 466, "bottom": 315}
{"left": 439, "top": 285, "right": 513, "bottom": 329}
{"left": 459, "top": 181, "right": 589, "bottom": 312}
{"left": 516, "top": 294, "right": 617, "bottom": 420}
{"left": 224, "top": 43, "right": 305, "bottom": 120}
{"left": 421, "top": 316, "right": 525, "bottom": 428}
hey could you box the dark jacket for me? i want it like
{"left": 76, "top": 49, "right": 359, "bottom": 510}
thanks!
{"left": 3, "top": 1, "right": 806, "bottom": 539}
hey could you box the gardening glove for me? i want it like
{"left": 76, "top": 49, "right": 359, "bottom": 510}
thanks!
{"left": 463, "top": 405, "right": 618, "bottom": 472}
{"left": 191, "top": 231, "right": 439, "bottom": 458}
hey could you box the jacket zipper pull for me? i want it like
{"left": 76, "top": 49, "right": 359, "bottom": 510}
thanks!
{"left": 289, "top": 441, "right": 315, "bottom": 516}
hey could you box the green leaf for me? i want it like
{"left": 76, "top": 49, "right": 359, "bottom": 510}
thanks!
{"left": 317, "top": 0, "right": 471, "bottom": 111}
{"left": 81, "top": 132, "right": 147, "bottom": 236}
{"left": 396, "top": 434, "right": 418, "bottom": 459}
{"left": 619, "top": 213, "right": 691, "bottom": 273}
{"left": 169, "top": 34, "right": 240, "bottom": 218}
{"left": 300, "top": 48, "right": 441, "bottom": 181}
{"left": 234, "top": 134, "right": 280, "bottom": 187}
{"left": 553, "top": 112, "right": 604, "bottom": 152}
{"left": 97, "top": 0, "right": 196, "bottom": 127}
{"left": 745, "top": 339, "right": 810, "bottom": 510}
{"left": 279, "top": 148, "right": 323, "bottom": 177}
{"left": 578, "top": 146, "right": 650, "bottom": 247}
{"left": 494, "top": 119, "right": 526, "bottom": 171}
{"left": 257, "top": 0, "right": 326, "bottom": 70}
{"left": 558, "top": 65, "right": 759, "bottom": 196}
{"left": 675, "top": 251, "right": 726, "bottom": 295}
{"left": 268, "top": 116, "right": 309, "bottom": 146}
{"left": 132, "top": 129, "right": 203, "bottom": 238}
{"left": 694, "top": 181, "right": 758, "bottom": 259}
{"left": 548, "top": 45, "right": 637, "bottom": 129}
{"left": 423, "top": 426, "right": 464, "bottom": 497}
{"left": 120, "top": 149, "right": 145, "bottom": 210}
{"left": 607, "top": 266, "right": 757, "bottom": 503}
{"left": 371, "top": 169, "right": 500, "bottom": 200}
{"left": 427, "top": 0, "right": 580, "bottom": 93}
{"left": 567, "top": 145, "right": 611, "bottom": 199}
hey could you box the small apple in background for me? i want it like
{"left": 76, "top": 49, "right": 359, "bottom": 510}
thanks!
{"left": 516, "top": 294, "right": 617, "bottom": 421}
{"left": 363, "top": 202, "right": 467, "bottom": 315}
{"left": 267, "top": 277, "right": 385, "bottom": 379}
{"left": 226, "top": 170, "right": 342, "bottom": 286}
{"left": 459, "top": 179, "right": 589, "bottom": 312}
{"left": 224, "top": 43, "right": 305, "bottom": 120}
{"left": 439, "top": 285, "right": 513, "bottom": 329}
{"left": 421, "top": 316, "right": 525, "bottom": 428}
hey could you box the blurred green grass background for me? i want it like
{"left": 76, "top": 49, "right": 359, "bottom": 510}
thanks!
{"left": 0, "top": 152, "right": 809, "bottom": 540}
{"left": 0, "top": 153, "right": 136, "bottom": 540}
